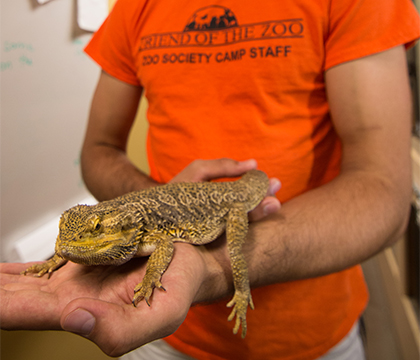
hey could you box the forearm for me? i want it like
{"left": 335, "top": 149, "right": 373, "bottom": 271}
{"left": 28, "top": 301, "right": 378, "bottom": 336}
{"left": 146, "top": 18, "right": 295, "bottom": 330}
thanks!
{"left": 250, "top": 170, "right": 409, "bottom": 283}
{"left": 81, "top": 71, "right": 159, "bottom": 201}
{"left": 197, "top": 167, "right": 411, "bottom": 303}
{"left": 239, "top": 45, "right": 412, "bottom": 288}
{"left": 81, "top": 143, "right": 159, "bottom": 201}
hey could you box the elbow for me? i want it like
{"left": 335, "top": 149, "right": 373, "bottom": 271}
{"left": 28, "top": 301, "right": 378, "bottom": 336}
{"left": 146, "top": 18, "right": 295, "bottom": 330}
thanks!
{"left": 383, "top": 182, "right": 412, "bottom": 248}
{"left": 79, "top": 140, "right": 111, "bottom": 201}
{"left": 80, "top": 142, "right": 95, "bottom": 195}
{"left": 390, "top": 200, "right": 411, "bottom": 247}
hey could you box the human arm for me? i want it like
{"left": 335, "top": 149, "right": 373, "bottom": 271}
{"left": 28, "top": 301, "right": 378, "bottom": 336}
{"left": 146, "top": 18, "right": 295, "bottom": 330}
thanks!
{"left": 81, "top": 70, "right": 157, "bottom": 200}
{"left": 197, "top": 45, "right": 412, "bottom": 299}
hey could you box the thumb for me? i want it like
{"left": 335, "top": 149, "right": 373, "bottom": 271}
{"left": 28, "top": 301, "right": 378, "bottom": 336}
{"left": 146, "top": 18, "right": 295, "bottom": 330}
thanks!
{"left": 61, "top": 299, "right": 150, "bottom": 357}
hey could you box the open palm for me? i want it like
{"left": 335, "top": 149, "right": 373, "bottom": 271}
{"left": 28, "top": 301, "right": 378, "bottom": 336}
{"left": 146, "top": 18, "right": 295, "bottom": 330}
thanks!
{"left": 1, "top": 243, "right": 205, "bottom": 356}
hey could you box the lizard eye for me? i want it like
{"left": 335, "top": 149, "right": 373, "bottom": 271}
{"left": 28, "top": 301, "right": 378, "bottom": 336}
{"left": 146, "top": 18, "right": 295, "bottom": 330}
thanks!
{"left": 93, "top": 218, "right": 101, "bottom": 231}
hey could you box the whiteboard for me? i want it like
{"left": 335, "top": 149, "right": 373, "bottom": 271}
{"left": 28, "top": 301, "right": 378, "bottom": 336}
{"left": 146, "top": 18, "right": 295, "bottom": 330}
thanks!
{"left": 1, "top": 0, "right": 101, "bottom": 261}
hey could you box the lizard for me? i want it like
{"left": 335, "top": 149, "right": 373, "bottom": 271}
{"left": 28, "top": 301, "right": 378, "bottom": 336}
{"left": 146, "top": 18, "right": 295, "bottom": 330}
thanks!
{"left": 22, "top": 169, "right": 269, "bottom": 338}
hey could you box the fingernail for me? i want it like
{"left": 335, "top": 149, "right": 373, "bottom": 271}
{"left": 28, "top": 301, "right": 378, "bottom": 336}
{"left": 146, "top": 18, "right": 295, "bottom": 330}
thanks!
{"left": 263, "top": 201, "right": 281, "bottom": 216}
{"left": 62, "top": 308, "right": 95, "bottom": 336}
{"left": 270, "top": 179, "right": 281, "bottom": 195}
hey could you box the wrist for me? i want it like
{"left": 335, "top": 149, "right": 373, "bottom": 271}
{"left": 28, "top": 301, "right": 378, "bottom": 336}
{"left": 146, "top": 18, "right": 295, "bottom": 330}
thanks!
{"left": 192, "top": 237, "right": 233, "bottom": 304}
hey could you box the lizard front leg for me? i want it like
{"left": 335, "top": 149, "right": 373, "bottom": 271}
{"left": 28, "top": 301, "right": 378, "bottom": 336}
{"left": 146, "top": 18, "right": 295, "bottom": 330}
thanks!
{"left": 21, "top": 254, "right": 67, "bottom": 278}
{"left": 225, "top": 204, "right": 254, "bottom": 338}
{"left": 132, "top": 233, "right": 174, "bottom": 306}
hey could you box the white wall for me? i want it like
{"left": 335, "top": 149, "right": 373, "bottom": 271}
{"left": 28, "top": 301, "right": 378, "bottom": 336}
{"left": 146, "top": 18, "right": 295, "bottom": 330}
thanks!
{"left": 1, "top": 0, "right": 100, "bottom": 261}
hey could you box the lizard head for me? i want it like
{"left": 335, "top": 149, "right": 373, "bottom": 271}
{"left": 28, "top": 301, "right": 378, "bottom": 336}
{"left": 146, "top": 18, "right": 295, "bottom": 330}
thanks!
{"left": 55, "top": 203, "right": 142, "bottom": 266}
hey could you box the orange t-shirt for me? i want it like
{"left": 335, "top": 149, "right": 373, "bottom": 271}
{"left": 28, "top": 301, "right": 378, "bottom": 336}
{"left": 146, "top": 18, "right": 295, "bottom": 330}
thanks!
{"left": 85, "top": 1, "right": 420, "bottom": 359}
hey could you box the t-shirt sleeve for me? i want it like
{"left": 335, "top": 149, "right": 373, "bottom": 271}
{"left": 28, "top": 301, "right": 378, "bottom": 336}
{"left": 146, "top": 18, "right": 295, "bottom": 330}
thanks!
{"left": 325, "top": 0, "right": 420, "bottom": 70}
{"left": 84, "top": 0, "right": 142, "bottom": 86}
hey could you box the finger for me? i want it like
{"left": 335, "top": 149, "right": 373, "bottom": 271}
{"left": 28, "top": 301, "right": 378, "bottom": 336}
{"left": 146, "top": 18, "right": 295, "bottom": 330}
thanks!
{"left": 0, "top": 288, "right": 61, "bottom": 330}
{"left": 0, "top": 273, "right": 25, "bottom": 285}
{"left": 2, "top": 281, "right": 47, "bottom": 291}
{"left": 0, "top": 262, "right": 42, "bottom": 275}
{"left": 0, "top": 270, "right": 51, "bottom": 286}
{"left": 248, "top": 178, "right": 281, "bottom": 222}
{"left": 248, "top": 196, "right": 281, "bottom": 222}
{"left": 194, "top": 158, "right": 258, "bottom": 181}
{"left": 170, "top": 158, "right": 258, "bottom": 183}
{"left": 267, "top": 178, "right": 281, "bottom": 197}
{"left": 0, "top": 267, "right": 51, "bottom": 286}
{"left": 61, "top": 297, "right": 186, "bottom": 357}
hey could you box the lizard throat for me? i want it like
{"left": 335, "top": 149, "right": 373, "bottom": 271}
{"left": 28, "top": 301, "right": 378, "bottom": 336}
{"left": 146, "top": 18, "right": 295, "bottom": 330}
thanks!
{"left": 58, "top": 240, "right": 139, "bottom": 266}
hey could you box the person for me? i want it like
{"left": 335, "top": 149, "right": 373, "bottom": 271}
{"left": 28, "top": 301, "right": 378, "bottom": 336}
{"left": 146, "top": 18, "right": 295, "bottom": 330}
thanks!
{"left": 2, "top": 0, "right": 420, "bottom": 359}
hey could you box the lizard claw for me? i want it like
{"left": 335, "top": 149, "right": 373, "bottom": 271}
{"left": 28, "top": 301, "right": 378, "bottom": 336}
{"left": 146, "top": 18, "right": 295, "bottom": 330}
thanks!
{"left": 132, "top": 276, "right": 166, "bottom": 307}
{"left": 227, "top": 291, "right": 254, "bottom": 338}
{"left": 21, "top": 256, "right": 67, "bottom": 278}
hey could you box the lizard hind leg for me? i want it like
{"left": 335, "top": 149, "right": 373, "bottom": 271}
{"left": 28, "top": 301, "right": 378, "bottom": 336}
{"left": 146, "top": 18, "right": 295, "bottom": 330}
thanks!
{"left": 132, "top": 234, "right": 174, "bottom": 307}
{"left": 225, "top": 204, "right": 254, "bottom": 338}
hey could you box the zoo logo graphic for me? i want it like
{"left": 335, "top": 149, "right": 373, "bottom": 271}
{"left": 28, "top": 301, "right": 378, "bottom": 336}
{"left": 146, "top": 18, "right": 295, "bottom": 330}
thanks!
{"left": 184, "top": 6, "right": 238, "bottom": 31}
{"left": 140, "top": 5, "right": 304, "bottom": 65}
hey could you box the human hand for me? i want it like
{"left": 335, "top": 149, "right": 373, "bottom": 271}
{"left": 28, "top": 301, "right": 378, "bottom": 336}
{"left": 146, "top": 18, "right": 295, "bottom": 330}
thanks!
{"left": 169, "top": 158, "right": 281, "bottom": 221}
{"left": 1, "top": 243, "right": 207, "bottom": 356}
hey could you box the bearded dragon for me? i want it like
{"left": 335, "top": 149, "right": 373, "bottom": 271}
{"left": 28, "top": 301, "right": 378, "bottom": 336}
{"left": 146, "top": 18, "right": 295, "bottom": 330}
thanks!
{"left": 22, "top": 170, "right": 269, "bottom": 338}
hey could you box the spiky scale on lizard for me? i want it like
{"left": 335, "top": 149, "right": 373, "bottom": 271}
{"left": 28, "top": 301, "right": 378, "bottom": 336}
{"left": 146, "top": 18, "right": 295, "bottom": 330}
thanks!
{"left": 22, "top": 169, "right": 269, "bottom": 338}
